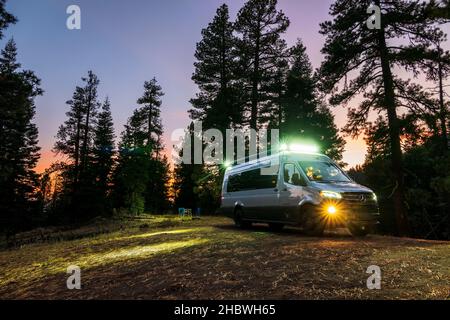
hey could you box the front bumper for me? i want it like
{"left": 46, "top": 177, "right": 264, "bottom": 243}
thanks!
{"left": 344, "top": 203, "right": 379, "bottom": 223}
{"left": 320, "top": 199, "right": 380, "bottom": 226}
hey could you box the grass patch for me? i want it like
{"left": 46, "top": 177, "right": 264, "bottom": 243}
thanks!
{"left": 0, "top": 216, "right": 448, "bottom": 300}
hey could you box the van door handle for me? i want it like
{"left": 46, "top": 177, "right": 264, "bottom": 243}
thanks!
{"left": 274, "top": 188, "right": 278, "bottom": 192}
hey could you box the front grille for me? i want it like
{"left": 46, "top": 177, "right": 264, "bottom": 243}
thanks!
{"left": 342, "top": 192, "right": 375, "bottom": 203}
{"left": 341, "top": 192, "right": 379, "bottom": 219}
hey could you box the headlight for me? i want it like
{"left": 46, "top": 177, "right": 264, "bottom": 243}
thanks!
{"left": 320, "top": 191, "right": 342, "bottom": 200}
{"left": 372, "top": 193, "right": 378, "bottom": 201}
{"left": 326, "top": 205, "right": 337, "bottom": 215}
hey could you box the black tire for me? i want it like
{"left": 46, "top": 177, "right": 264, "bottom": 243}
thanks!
{"left": 268, "top": 223, "right": 284, "bottom": 232}
{"left": 234, "top": 208, "right": 251, "bottom": 229}
{"left": 348, "top": 224, "right": 370, "bottom": 237}
{"left": 302, "top": 205, "right": 325, "bottom": 236}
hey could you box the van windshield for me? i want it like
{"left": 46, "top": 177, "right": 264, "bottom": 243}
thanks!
{"left": 298, "top": 160, "right": 351, "bottom": 183}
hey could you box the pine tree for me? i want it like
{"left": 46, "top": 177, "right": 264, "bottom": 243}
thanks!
{"left": 144, "top": 154, "right": 170, "bottom": 213}
{"left": 54, "top": 71, "right": 100, "bottom": 186}
{"left": 189, "top": 4, "right": 240, "bottom": 131}
{"left": 53, "top": 71, "right": 100, "bottom": 220}
{"left": 259, "top": 39, "right": 289, "bottom": 128}
{"left": 0, "top": 0, "right": 16, "bottom": 40}
{"left": 80, "top": 72, "right": 100, "bottom": 173}
{"left": 114, "top": 78, "right": 169, "bottom": 214}
{"left": 113, "top": 110, "right": 151, "bottom": 215}
{"left": 318, "top": 0, "right": 449, "bottom": 236}
{"left": 54, "top": 85, "right": 84, "bottom": 186}
{"left": 282, "top": 41, "right": 315, "bottom": 136}
{"left": 173, "top": 162, "right": 198, "bottom": 210}
{"left": 282, "top": 40, "right": 345, "bottom": 162}
{"left": 0, "top": 39, "right": 42, "bottom": 231}
{"left": 235, "top": 0, "right": 290, "bottom": 130}
{"left": 136, "top": 78, "right": 164, "bottom": 153}
{"left": 419, "top": 41, "right": 450, "bottom": 152}
{"left": 92, "top": 97, "right": 115, "bottom": 214}
{"left": 173, "top": 123, "right": 203, "bottom": 211}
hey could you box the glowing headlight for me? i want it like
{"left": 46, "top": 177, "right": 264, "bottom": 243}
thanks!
{"left": 327, "top": 205, "right": 337, "bottom": 215}
{"left": 372, "top": 193, "right": 377, "bottom": 201}
{"left": 320, "top": 191, "right": 342, "bottom": 200}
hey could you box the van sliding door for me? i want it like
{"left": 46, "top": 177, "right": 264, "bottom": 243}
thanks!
{"left": 240, "top": 167, "right": 279, "bottom": 221}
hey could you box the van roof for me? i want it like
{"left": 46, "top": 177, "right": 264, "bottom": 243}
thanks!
{"left": 225, "top": 151, "right": 329, "bottom": 173}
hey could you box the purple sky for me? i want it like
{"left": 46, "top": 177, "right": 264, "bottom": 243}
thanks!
{"left": 2, "top": 0, "right": 408, "bottom": 171}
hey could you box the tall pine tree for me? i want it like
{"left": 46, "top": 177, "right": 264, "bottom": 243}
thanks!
{"left": 0, "top": 0, "right": 16, "bottom": 40}
{"left": 189, "top": 4, "right": 240, "bottom": 132}
{"left": 91, "top": 97, "right": 115, "bottom": 214}
{"left": 53, "top": 71, "right": 101, "bottom": 221}
{"left": 282, "top": 40, "right": 345, "bottom": 162}
{"left": 136, "top": 78, "right": 164, "bottom": 154}
{"left": 419, "top": 40, "right": 450, "bottom": 152}
{"left": 235, "top": 0, "right": 290, "bottom": 130}
{"left": 0, "top": 39, "right": 42, "bottom": 231}
{"left": 114, "top": 78, "right": 169, "bottom": 214}
{"left": 319, "top": 0, "right": 449, "bottom": 236}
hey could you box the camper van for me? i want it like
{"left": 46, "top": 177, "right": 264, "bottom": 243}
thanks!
{"left": 220, "top": 148, "right": 379, "bottom": 237}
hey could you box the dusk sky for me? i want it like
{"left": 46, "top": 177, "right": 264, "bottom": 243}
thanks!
{"left": 3, "top": 0, "right": 392, "bottom": 171}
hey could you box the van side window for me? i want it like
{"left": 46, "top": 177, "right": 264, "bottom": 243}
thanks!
{"left": 252, "top": 167, "right": 278, "bottom": 189}
{"left": 227, "top": 167, "right": 278, "bottom": 192}
{"left": 283, "top": 163, "right": 305, "bottom": 186}
{"left": 227, "top": 174, "right": 241, "bottom": 193}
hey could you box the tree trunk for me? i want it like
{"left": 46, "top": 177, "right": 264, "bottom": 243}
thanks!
{"left": 148, "top": 105, "right": 153, "bottom": 153}
{"left": 378, "top": 26, "right": 410, "bottom": 236}
{"left": 74, "top": 115, "right": 81, "bottom": 186}
{"left": 250, "top": 22, "right": 261, "bottom": 131}
{"left": 81, "top": 89, "right": 92, "bottom": 174}
{"left": 438, "top": 47, "right": 449, "bottom": 152}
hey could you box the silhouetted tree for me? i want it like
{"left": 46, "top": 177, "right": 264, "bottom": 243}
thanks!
{"left": 172, "top": 123, "right": 205, "bottom": 211}
{"left": 319, "top": 0, "right": 449, "bottom": 236}
{"left": 53, "top": 71, "right": 101, "bottom": 221}
{"left": 80, "top": 72, "right": 100, "bottom": 174}
{"left": 0, "top": 0, "right": 16, "bottom": 40}
{"left": 418, "top": 41, "right": 450, "bottom": 152}
{"left": 92, "top": 97, "right": 115, "bottom": 214}
{"left": 235, "top": 0, "right": 290, "bottom": 130}
{"left": 282, "top": 40, "right": 345, "bottom": 162}
{"left": 189, "top": 4, "right": 241, "bottom": 131}
{"left": 0, "top": 39, "right": 42, "bottom": 232}
{"left": 136, "top": 78, "right": 164, "bottom": 153}
{"left": 114, "top": 110, "right": 151, "bottom": 215}
{"left": 114, "top": 79, "right": 169, "bottom": 214}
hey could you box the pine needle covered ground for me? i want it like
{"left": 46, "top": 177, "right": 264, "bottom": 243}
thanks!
{"left": 0, "top": 215, "right": 448, "bottom": 299}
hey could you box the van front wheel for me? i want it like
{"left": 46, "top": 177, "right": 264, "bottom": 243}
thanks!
{"left": 348, "top": 224, "right": 370, "bottom": 237}
{"left": 302, "top": 205, "right": 325, "bottom": 236}
{"left": 234, "top": 208, "right": 251, "bottom": 229}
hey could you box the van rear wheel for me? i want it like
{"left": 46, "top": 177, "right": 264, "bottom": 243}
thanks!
{"left": 234, "top": 208, "right": 251, "bottom": 229}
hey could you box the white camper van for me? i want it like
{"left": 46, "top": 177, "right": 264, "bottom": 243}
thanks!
{"left": 220, "top": 149, "right": 379, "bottom": 236}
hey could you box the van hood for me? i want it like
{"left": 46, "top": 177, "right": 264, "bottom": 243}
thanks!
{"left": 309, "top": 181, "right": 373, "bottom": 193}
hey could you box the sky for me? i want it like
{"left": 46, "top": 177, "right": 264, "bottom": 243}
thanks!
{"left": 4, "top": 0, "right": 373, "bottom": 172}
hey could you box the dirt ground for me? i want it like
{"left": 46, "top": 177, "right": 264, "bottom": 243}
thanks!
{"left": 0, "top": 216, "right": 449, "bottom": 300}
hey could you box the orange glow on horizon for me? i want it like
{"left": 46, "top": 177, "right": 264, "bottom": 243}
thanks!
{"left": 35, "top": 150, "right": 58, "bottom": 174}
